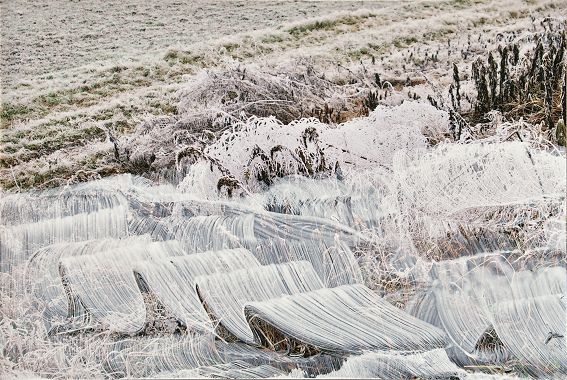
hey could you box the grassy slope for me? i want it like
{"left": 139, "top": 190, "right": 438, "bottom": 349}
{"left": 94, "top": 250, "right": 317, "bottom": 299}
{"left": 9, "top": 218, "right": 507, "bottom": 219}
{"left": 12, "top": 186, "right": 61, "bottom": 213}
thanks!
{"left": 0, "top": 0, "right": 564, "bottom": 190}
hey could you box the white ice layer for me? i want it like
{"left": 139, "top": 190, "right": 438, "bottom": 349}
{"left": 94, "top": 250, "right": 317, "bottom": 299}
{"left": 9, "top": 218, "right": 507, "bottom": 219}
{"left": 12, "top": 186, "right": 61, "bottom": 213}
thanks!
{"left": 2, "top": 102, "right": 565, "bottom": 378}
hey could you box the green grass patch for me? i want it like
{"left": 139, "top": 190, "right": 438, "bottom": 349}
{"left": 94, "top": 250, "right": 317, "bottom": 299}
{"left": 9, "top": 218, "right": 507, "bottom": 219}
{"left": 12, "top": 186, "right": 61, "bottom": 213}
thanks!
{"left": 287, "top": 14, "right": 371, "bottom": 37}
{"left": 423, "top": 27, "right": 455, "bottom": 41}
{"left": 164, "top": 49, "right": 204, "bottom": 65}
{"left": 1, "top": 102, "right": 31, "bottom": 127}
{"left": 261, "top": 34, "right": 285, "bottom": 44}
{"left": 393, "top": 36, "right": 419, "bottom": 49}
{"left": 223, "top": 43, "right": 240, "bottom": 53}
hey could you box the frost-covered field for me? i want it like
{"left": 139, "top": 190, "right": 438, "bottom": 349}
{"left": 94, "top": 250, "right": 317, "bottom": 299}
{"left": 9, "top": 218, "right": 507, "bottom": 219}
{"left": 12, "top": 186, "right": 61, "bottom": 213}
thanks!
{"left": 1, "top": 0, "right": 390, "bottom": 83}
{"left": 1, "top": 0, "right": 566, "bottom": 379}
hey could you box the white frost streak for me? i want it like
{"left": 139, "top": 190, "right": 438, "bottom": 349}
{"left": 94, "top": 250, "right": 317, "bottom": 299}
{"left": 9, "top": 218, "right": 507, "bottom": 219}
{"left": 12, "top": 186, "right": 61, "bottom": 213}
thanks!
{"left": 60, "top": 240, "right": 185, "bottom": 334}
{"left": 197, "top": 261, "right": 325, "bottom": 343}
{"left": 135, "top": 248, "right": 261, "bottom": 332}
{"left": 316, "top": 349, "right": 465, "bottom": 379}
{"left": 245, "top": 284, "right": 447, "bottom": 355}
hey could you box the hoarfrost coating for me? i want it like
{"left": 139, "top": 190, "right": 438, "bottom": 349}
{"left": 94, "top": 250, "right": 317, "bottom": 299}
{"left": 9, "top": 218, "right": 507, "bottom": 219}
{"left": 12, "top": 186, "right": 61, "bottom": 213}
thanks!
{"left": 1, "top": 0, "right": 566, "bottom": 378}
{"left": 2, "top": 106, "right": 565, "bottom": 377}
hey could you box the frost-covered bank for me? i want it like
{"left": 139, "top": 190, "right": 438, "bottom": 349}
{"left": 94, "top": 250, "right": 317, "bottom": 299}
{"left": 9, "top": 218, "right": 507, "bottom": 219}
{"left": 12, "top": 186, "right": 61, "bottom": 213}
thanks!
{"left": 1, "top": 101, "right": 566, "bottom": 377}
{"left": 1, "top": 0, "right": 565, "bottom": 189}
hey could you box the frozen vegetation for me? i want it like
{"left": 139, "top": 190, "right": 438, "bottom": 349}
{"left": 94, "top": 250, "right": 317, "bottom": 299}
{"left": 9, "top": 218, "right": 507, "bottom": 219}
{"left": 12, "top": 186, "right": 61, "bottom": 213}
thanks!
{"left": 0, "top": 0, "right": 566, "bottom": 379}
